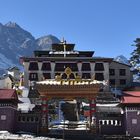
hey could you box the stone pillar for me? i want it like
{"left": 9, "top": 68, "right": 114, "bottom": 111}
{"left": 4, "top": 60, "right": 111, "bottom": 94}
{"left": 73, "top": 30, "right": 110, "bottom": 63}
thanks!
{"left": 77, "top": 61, "right": 82, "bottom": 77}
{"left": 41, "top": 97, "right": 48, "bottom": 133}
{"left": 103, "top": 62, "right": 110, "bottom": 91}
{"left": 90, "top": 62, "right": 95, "bottom": 79}
{"left": 23, "top": 62, "right": 29, "bottom": 87}
{"left": 38, "top": 62, "right": 43, "bottom": 81}
{"left": 51, "top": 61, "right": 55, "bottom": 79}
{"left": 103, "top": 62, "right": 109, "bottom": 81}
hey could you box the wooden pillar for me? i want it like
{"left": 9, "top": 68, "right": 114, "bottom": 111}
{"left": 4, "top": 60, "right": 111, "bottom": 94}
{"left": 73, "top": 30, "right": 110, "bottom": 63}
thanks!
{"left": 41, "top": 97, "right": 48, "bottom": 133}
{"left": 89, "top": 98, "right": 96, "bottom": 133}
{"left": 89, "top": 99, "right": 92, "bottom": 130}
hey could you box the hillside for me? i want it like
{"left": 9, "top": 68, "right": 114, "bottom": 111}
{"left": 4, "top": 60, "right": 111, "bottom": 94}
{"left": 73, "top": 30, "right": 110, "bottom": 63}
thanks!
{"left": 0, "top": 22, "right": 60, "bottom": 69}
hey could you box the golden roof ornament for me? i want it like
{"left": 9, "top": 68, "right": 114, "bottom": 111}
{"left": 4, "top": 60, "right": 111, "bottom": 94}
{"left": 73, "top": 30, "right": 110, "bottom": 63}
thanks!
{"left": 55, "top": 75, "right": 62, "bottom": 81}
{"left": 75, "top": 75, "right": 81, "bottom": 81}
{"left": 65, "top": 67, "right": 72, "bottom": 76}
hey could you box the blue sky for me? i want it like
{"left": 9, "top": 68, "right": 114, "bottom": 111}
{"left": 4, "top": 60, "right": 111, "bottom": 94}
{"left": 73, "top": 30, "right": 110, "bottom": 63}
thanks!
{"left": 0, "top": 0, "right": 140, "bottom": 59}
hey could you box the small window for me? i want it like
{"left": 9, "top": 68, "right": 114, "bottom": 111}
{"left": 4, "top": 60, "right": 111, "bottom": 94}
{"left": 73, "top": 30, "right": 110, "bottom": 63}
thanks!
{"left": 29, "top": 62, "right": 39, "bottom": 71}
{"left": 68, "top": 63, "right": 78, "bottom": 71}
{"left": 104, "top": 120, "right": 107, "bottom": 125}
{"left": 18, "top": 116, "right": 21, "bottom": 122}
{"left": 95, "top": 73, "right": 104, "bottom": 81}
{"left": 55, "top": 63, "right": 64, "bottom": 71}
{"left": 29, "top": 73, "right": 38, "bottom": 81}
{"left": 35, "top": 117, "right": 39, "bottom": 122}
{"left": 117, "top": 120, "right": 121, "bottom": 126}
{"left": 116, "top": 120, "right": 120, "bottom": 125}
{"left": 62, "top": 73, "right": 67, "bottom": 79}
{"left": 41, "top": 63, "right": 51, "bottom": 71}
{"left": 82, "top": 73, "right": 91, "bottom": 79}
{"left": 120, "top": 79, "right": 126, "bottom": 85}
{"left": 120, "top": 69, "right": 126, "bottom": 76}
{"left": 81, "top": 63, "right": 91, "bottom": 71}
{"left": 110, "top": 79, "right": 115, "bottom": 85}
{"left": 132, "top": 119, "right": 137, "bottom": 124}
{"left": 31, "top": 117, "right": 34, "bottom": 122}
{"left": 113, "top": 120, "right": 115, "bottom": 125}
{"left": 22, "top": 116, "right": 25, "bottom": 122}
{"left": 27, "top": 117, "right": 30, "bottom": 122}
{"left": 42, "top": 118, "right": 46, "bottom": 125}
{"left": 69, "top": 73, "right": 75, "bottom": 79}
{"left": 109, "top": 120, "right": 111, "bottom": 125}
{"left": 1, "top": 115, "right": 6, "bottom": 120}
{"left": 95, "top": 63, "right": 104, "bottom": 71}
{"left": 43, "top": 73, "right": 51, "bottom": 79}
{"left": 109, "top": 69, "right": 115, "bottom": 76}
{"left": 99, "top": 121, "right": 103, "bottom": 125}
{"left": 55, "top": 63, "right": 78, "bottom": 71}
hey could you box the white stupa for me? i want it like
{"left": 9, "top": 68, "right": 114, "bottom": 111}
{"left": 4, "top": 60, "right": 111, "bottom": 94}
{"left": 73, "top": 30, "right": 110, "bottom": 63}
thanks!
{"left": 17, "top": 74, "right": 35, "bottom": 113}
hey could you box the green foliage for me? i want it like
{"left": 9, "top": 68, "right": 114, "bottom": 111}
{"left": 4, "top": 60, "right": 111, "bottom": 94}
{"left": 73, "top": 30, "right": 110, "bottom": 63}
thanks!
{"left": 130, "top": 38, "right": 140, "bottom": 68}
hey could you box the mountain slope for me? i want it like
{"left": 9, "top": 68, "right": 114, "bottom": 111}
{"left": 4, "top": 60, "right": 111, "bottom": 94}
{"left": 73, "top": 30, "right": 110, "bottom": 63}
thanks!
{"left": 0, "top": 22, "right": 60, "bottom": 70}
{"left": 36, "top": 34, "right": 60, "bottom": 50}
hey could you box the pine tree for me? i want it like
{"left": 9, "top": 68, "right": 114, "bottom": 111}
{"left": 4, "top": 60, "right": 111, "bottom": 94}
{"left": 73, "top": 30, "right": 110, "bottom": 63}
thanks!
{"left": 130, "top": 38, "right": 140, "bottom": 69}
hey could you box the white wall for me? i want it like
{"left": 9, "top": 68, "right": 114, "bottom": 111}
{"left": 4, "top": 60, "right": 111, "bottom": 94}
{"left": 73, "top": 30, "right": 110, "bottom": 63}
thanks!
{"left": 0, "top": 77, "right": 12, "bottom": 89}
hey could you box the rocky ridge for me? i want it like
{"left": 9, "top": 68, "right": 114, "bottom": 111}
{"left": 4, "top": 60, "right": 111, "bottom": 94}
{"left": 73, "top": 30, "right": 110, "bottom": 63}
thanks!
{"left": 0, "top": 21, "right": 60, "bottom": 70}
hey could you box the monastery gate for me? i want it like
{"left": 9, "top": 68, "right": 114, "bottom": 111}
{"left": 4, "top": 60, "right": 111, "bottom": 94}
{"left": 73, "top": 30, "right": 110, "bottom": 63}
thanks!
{"left": 36, "top": 68, "right": 101, "bottom": 134}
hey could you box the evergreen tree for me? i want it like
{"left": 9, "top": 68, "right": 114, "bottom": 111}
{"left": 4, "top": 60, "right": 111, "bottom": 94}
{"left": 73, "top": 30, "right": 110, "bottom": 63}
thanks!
{"left": 130, "top": 38, "right": 140, "bottom": 69}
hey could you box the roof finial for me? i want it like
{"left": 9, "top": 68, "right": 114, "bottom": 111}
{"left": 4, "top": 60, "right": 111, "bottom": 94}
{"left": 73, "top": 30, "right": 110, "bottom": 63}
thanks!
{"left": 61, "top": 37, "right": 66, "bottom": 44}
{"left": 62, "top": 37, "right": 65, "bottom": 43}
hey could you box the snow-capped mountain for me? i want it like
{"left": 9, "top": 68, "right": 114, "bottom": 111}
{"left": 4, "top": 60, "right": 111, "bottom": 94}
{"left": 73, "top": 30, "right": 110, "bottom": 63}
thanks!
{"left": 114, "top": 55, "right": 130, "bottom": 65}
{"left": 0, "top": 22, "right": 60, "bottom": 70}
{"left": 114, "top": 55, "right": 140, "bottom": 82}
{"left": 36, "top": 35, "right": 60, "bottom": 50}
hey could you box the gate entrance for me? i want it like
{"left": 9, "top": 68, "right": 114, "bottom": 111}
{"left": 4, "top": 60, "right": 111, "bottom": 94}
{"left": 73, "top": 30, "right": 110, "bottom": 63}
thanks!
{"left": 36, "top": 68, "right": 101, "bottom": 134}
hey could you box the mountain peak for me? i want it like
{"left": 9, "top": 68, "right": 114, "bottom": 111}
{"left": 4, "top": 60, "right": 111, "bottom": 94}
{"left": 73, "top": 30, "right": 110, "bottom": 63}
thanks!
{"left": 0, "top": 22, "right": 61, "bottom": 70}
{"left": 114, "top": 55, "right": 130, "bottom": 65}
{"left": 5, "top": 21, "right": 20, "bottom": 28}
{"left": 36, "top": 34, "right": 60, "bottom": 50}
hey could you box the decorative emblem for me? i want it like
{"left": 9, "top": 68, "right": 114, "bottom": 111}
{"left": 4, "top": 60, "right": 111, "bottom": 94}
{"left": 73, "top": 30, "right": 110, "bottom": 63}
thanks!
{"left": 65, "top": 67, "right": 72, "bottom": 76}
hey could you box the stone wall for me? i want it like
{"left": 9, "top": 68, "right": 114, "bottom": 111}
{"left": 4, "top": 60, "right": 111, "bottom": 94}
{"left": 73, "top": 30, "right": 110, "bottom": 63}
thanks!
{"left": 0, "top": 107, "right": 17, "bottom": 132}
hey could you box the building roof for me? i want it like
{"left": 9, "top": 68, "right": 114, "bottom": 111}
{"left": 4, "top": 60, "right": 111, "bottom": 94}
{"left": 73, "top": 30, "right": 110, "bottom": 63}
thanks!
{"left": 34, "top": 50, "right": 94, "bottom": 58}
{"left": 7, "top": 66, "right": 19, "bottom": 71}
{"left": 37, "top": 79, "right": 103, "bottom": 85}
{"left": 0, "top": 89, "right": 17, "bottom": 100}
{"left": 96, "top": 103, "right": 121, "bottom": 113}
{"left": 52, "top": 43, "right": 75, "bottom": 51}
{"left": 121, "top": 96, "right": 140, "bottom": 104}
{"left": 121, "top": 91, "right": 140, "bottom": 104}
{"left": 20, "top": 41, "right": 113, "bottom": 63}
{"left": 36, "top": 79, "right": 101, "bottom": 99}
{"left": 20, "top": 56, "right": 113, "bottom": 63}
{"left": 0, "top": 74, "right": 14, "bottom": 82}
{"left": 123, "top": 91, "right": 140, "bottom": 97}
{"left": 112, "top": 60, "right": 131, "bottom": 67}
